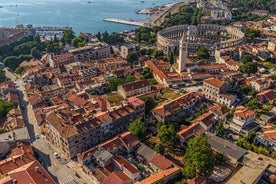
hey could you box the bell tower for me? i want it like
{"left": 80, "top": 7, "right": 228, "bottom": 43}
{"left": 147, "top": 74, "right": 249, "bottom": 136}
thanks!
{"left": 177, "top": 34, "right": 188, "bottom": 73}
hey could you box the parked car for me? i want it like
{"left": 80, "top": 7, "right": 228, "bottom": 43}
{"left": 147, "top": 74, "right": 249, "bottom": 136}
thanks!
{"left": 54, "top": 152, "right": 60, "bottom": 159}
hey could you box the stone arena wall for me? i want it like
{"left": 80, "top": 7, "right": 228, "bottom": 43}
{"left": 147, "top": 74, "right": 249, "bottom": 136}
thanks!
{"left": 156, "top": 24, "right": 244, "bottom": 55}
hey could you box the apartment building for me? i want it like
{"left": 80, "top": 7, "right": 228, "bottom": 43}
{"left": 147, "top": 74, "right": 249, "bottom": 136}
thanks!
{"left": 46, "top": 97, "right": 145, "bottom": 158}
{"left": 203, "top": 78, "right": 236, "bottom": 107}
{"left": 152, "top": 92, "right": 204, "bottom": 123}
{"left": 120, "top": 43, "right": 140, "bottom": 59}
{"left": 230, "top": 106, "right": 258, "bottom": 134}
{"left": 48, "top": 52, "right": 74, "bottom": 68}
{"left": 118, "top": 80, "right": 151, "bottom": 99}
{"left": 69, "top": 42, "right": 111, "bottom": 62}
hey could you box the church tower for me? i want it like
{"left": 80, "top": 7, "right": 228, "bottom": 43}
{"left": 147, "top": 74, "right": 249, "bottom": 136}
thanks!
{"left": 177, "top": 34, "right": 188, "bottom": 73}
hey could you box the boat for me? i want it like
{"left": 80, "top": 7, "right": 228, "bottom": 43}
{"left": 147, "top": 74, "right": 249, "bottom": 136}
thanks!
{"left": 88, "top": 1, "right": 91, "bottom": 3}
{"left": 0, "top": 6, "right": 3, "bottom": 8}
{"left": 141, "top": 1, "right": 144, "bottom": 3}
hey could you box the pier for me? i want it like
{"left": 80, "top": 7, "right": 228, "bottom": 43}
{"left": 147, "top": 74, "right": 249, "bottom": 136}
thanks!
{"left": 103, "top": 18, "right": 145, "bottom": 27}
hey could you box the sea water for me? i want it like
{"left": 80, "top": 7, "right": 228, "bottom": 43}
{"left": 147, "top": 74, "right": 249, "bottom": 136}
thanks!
{"left": 0, "top": 0, "right": 179, "bottom": 34}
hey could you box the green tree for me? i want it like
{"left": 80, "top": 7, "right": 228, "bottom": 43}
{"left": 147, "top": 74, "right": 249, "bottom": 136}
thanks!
{"left": 126, "top": 52, "right": 139, "bottom": 63}
{"left": 125, "top": 75, "right": 136, "bottom": 83}
{"left": 244, "top": 28, "right": 261, "bottom": 42}
{"left": 61, "top": 29, "right": 75, "bottom": 44}
{"left": 96, "top": 32, "right": 101, "bottom": 40}
{"left": 0, "top": 70, "right": 6, "bottom": 83}
{"left": 31, "top": 47, "right": 42, "bottom": 59}
{"left": 215, "top": 122, "right": 225, "bottom": 138}
{"left": 154, "top": 143, "right": 165, "bottom": 154}
{"left": 239, "top": 62, "right": 258, "bottom": 75}
{"left": 72, "top": 35, "right": 86, "bottom": 48}
{"left": 157, "top": 125, "right": 177, "bottom": 147}
{"left": 140, "top": 96, "right": 156, "bottom": 116}
{"left": 108, "top": 78, "right": 124, "bottom": 91}
{"left": 15, "top": 66, "right": 25, "bottom": 74}
{"left": 141, "top": 67, "right": 153, "bottom": 79}
{"left": 245, "top": 98, "right": 261, "bottom": 110}
{"left": 0, "top": 100, "right": 14, "bottom": 117}
{"left": 241, "top": 55, "right": 253, "bottom": 63}
{"left": 128, "top": 118, "right": 146, "bottom": 139}
{"left": 182, "top": 136, "right": 214, "bottom": 178}
{"left": 196, "top": 47, "right": 210, "bottom": 60}
{"left": 169, "top": 53, "right": 174, "bottom": 65}
{"left": 140, "top": 48, "right": 147, "bottom": 55}
{"left": 152, "top": 50, "right": 164, "bottom": 60}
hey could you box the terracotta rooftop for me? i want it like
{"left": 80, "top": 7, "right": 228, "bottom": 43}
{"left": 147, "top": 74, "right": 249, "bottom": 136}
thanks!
{"left": 149, "top": 154, "right": 175, "bottom": 170}
{"left": 200, "top": 64, "right": 227, "bottom": 71}
{"left": 192, "top": 112, "right": 214, "bottom": 127}
{"left": 234, "top": 106, "right": 255, "bottom": 120}
{"left": 152, "top": 92, "right": 203, "bottom": 117}
{"left": 121, "top": 79, "right": 150, "bottom": 92}
{"left": 186, "top": 175, "right": 206, "bottom": 184}
{"left": 113, "top": 156, "right": 139, "bottom": 174}
{"left": 203, "top": 78, "right": 226, "bottom": 88}
{"left": 208, "top": 103, "right": 229, "bottom": 116}
{"left": 257, "top": 89, "right": 276, "bottom": 101}
{"left": 220, "top": 55, "right": 230, "bottom": 61}
{"left": 77, "top": 132, "right": 139, "bottom": 160}
{"left": 0, "top": 142, "right": 55, "bottom": 184}
{"left": 102, "top": 171, "right": 131, "bottom": 184}
{"left": 135, "top": 167, "right": 180, "bottom": 184}
{"left": 257, "top": 130, "right": 276, "bottom": 143}
{"left": 145, "top": 60, "right": 168, "bottom": 80}
{"left": 8, "top": 160, "right": 55, "bottom": 184}
{"left": 177, "top": 123, "right": 206, "bottom": 140}
{"left": 127, "top": 96, "right": 145, "bottom": 107}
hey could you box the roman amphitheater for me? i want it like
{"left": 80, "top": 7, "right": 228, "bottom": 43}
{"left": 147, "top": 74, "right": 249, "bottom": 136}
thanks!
{"left": 157, "top": 24, "right": 244, "bottom": 55}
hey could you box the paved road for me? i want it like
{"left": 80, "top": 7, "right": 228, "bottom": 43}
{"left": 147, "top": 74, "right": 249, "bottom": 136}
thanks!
{"left": 4, "top": 68, "right": 93, "bottom": 184}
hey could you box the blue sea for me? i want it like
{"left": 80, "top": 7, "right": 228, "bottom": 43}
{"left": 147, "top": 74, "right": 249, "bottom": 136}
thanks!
{"left": 0, "top": 0, "right": 179, "bottom": 34}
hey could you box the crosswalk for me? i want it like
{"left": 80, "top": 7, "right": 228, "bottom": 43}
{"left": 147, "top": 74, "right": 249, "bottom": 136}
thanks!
{"left": 59, "top": 175, "right": 75, "bottom": 184}
{"left": 66, "top": 161, "right": 76, "bottom": 169}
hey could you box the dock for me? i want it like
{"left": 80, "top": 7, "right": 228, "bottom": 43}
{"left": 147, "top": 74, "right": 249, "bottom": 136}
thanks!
{"left": 103, "top": 18, "right": 145, "bottom": 27}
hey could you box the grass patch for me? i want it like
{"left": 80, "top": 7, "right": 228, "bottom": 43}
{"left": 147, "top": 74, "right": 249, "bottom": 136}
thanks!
{"left": 262, "top": 62, "right": 276, "bottom": 70}
{"left": 106, "top": 93, "right": 124, "bottom": 105}
{"left": 161, "top": 90, "right": 182, "bottom": 100}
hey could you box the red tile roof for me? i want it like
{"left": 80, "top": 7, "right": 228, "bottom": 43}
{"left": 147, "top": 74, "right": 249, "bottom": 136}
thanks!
{"left": 8, "top": 160, "right": 55, "bottom": 184}
{"left": 192, "top": 112, "right": 215, "bottom": 127}
{"left": 257, "top": 89, "right": 276, "bottom": 101}
{"left": 152, "top": 92, "right": 203, "bottom": 117}
{"left": 234, "top": 106, "right": 255, "bottom": 119}
{"left": 177, "top": 123, "right": 205, "bottom": 140}
{"left": 149, "top": 154, "right": 175, "bottom": 170}
{"left": 135, "top": 167, "right": 180, "bottom": 184}
{"left": 203, "top": 78, "right": 226, "bottom": 88}
{"left": 102, "top": 171, "right": 131, "bottom": 184}
{"left": 113, "top": 156, "right": 139, "bottom": 174}
{"left": 208, "top": 103, "right": 229, "bottom": 116}
{"left": 121, "top": 79, "right": 150, "bottom": 92}
{"left": 127, "top": 97, "right": 145, "bottom": 107}
{"left": 145, "top": 60, "right": 168, "bottom": 80}
{"left": 0, "top": 142, "right": 55, "bottom": 184}
{"left": 186, "top": 175, "right": 206, "bottom": 184}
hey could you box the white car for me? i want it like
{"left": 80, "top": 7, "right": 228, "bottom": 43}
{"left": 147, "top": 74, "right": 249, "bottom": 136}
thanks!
{"left": 54, "top": 152, "right": 60, "bottom": 159}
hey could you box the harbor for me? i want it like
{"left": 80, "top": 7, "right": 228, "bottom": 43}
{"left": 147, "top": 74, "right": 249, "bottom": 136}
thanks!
{"left": 103, "top": 18, "right": 145, "bottom": 27}
{"left": 103, "top": 1, "right": 188, "bottom": 28}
